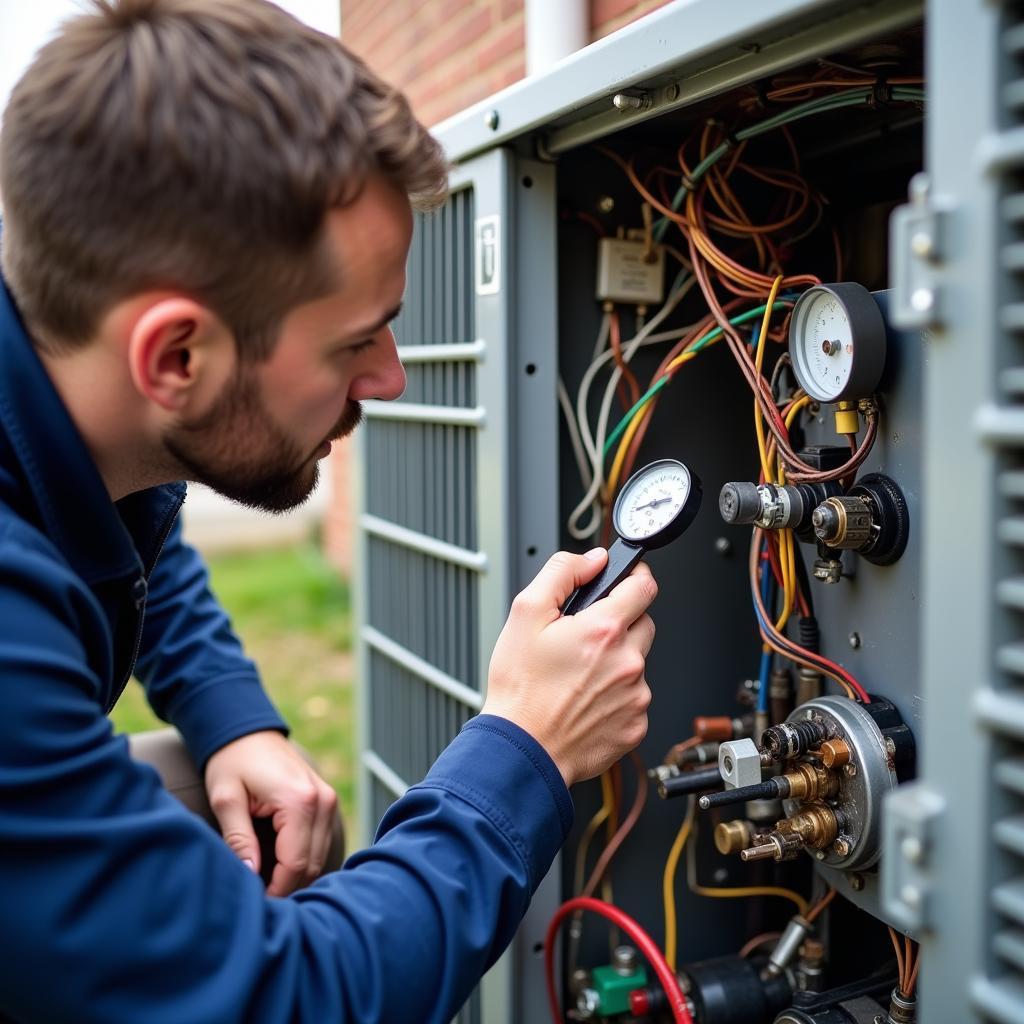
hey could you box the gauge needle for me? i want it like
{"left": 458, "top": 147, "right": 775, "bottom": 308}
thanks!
{"left": 634, "top": 496, "right": 671, "bottom": 511}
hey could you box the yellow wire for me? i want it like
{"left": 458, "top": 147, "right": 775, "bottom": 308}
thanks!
{"left": 686, "top": 811, "right": 810, "bottom": 918}
{"left": 607, "top": 349, "right": 701, "bottom": 498}
{"left": 607, "top": 398, "right": 652, "bottom": 498}
{"left": 573, "top": 799, "right": 611, "bottom": 894}
{"left": 662, "top": 798, "right": 696, "bottom": 970}
{"left": 754, "top": 276, "right": 784, "bottom": 481}
{"left": 773, "top": 394, "right": 812, "bottom": 628}
{"left": 601, "top": 770, "right": 616, "bottom": 906}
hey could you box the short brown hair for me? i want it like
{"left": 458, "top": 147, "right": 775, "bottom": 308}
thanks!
{"left": 0, "top": 0, "right": 448, "bottom": 358}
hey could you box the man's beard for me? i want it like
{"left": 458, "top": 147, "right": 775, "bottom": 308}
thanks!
{"left": 163, "top": 369, "right": 362, "bottom": 513}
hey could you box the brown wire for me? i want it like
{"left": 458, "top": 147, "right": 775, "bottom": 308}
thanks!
{"left": 805, "top": 886, "right": 837, "bottom": 923}
{"left": 582, "top": 751, "right": 649, "bottom": 899}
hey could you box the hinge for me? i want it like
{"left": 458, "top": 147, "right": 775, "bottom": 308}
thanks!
{"left": 890, "top": 172, "right": 949, "bottom": 330}
{"left": 882, "top": 781, "right": 946, "bottom": 931}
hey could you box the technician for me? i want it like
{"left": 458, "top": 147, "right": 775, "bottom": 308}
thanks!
{"left": 0, "top": 1, "right": 656, "bottom": 1021}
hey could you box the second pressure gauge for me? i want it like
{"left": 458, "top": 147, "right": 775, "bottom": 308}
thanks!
{"left": 789, "top": 282, "right": 887, "bottom": 403}
{"left": 562, "top": 459, "right": 701, "bottom": 615}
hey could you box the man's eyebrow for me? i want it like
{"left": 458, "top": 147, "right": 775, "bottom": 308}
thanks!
{"left": 346, "top": 303, "right": 404, "bottom": 340}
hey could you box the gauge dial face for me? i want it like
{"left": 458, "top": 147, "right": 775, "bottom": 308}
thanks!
{"left": 614, "top": 461, "right": 693, "bottom": 543}
{"left": 789, "top": 283, "right": 886, "bottom": 404}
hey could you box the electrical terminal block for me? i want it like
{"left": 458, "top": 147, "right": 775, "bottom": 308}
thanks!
{"left": 595, "top": 235, "right": 665, "bottom": 304}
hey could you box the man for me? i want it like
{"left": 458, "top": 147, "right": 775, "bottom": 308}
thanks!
{"left": 0, "top": 1, "right": 656, "bottom": 1021}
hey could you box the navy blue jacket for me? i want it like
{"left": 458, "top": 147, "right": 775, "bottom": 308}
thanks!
{"left": 0, "top": 275, "right": 573, "bottom": 1022}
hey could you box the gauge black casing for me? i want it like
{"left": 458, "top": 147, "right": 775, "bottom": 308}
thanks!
{"left": 789, "top": 282, "right": 887, "bottom": 403}
{"left": 612, "top": 458, "right": 703, "bottom": 548}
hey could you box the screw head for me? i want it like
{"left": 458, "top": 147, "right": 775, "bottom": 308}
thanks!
{"left": 848, "top": 631, "right": 862, "bottom": 649}
{"left": 714, "top": 536, "right": 732, "bottom": 556}
{"left": 910, "top": 231, "right": 935, "bottom": 258}
{"left": 885, "top": 737, "right": 897, "bottom": 755}
{"left": 597, "top": 195, "right": 615, "bottom": 214}
{"left": 911, "top": 287, "right": 934, "bottom": 312}
{"left": 848, "top": 872, "right": 866, "bottom": 891}
{"left": 665, "top": 83, "right": 681, "bottom": 101}
{"left": 832, "top": 837, "right": 851, "bottom": 857}
{"left": 844, "top": 763, "right": 858, "bottom": 778}
{"left": 901, "top": 884, "right": 922, "bottom": 909}
{"left": 902, "top": 836, "right": 924, "bottom": 864}
{"left": 484, "top": 109, "right": 500, "bottom": 131}
{"left": 814, "top": 850, "right": 826, "bottom": 861}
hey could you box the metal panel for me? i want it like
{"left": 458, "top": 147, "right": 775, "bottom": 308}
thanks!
{"left": 881, "top": 1, "right": 1005, "bottom": 1021}
{"left": 355, "top": 150, "right": 553, "bottom": 1024}
{"left": 433, "top": 0, "right": 921, "bottom": 162}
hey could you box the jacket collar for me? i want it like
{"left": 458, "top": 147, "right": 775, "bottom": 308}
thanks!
{"left": 0, "top": 274, "right": 185, "bottom": 585}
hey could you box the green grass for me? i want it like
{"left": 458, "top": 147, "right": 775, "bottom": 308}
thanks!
{"left": 110, "top": 543, "right": 357, "bottom": 837}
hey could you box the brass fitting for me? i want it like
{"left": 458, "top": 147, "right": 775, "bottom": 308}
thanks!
{"left": 820, "top": 738, "right": 852, "bottom": 769}
{"left": 812, "top": 495, "right": 873, "bottom": 549}
{"left": 780, "top": 762, "right": 841, "bottom": 802}
{"left": 775, "top": 802, "right": 840, "bottom": 850}
{"left": 714, "top": 819, "right": 753, "bottom": 855}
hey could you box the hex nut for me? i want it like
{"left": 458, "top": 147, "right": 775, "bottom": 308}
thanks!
{"left": 719, "top": 738, "right": 762, "bottom": 789}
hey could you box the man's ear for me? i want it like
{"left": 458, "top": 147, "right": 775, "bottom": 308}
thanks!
{"left": 126, "top": 297, "right": 234, "bottom": 412}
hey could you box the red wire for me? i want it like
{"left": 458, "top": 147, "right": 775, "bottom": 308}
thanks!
{"left": 545, "top": 897, "right": 693, "bottom": 1024}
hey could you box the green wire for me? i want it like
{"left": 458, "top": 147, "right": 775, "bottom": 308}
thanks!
{"left": 651, "top": 86, "right": 926, "bottom": 243}
{"left": 601, "top": 299, "right": 790, "bottom": 459}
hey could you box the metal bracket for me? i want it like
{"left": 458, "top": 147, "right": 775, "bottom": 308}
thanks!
{"left": 881, "top": 781, "right": 946, "bottom": 931}
{"left": 890, "top": 172, "right": 949, "bottom": 330}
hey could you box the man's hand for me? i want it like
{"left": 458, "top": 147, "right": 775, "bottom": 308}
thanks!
{"left": 482, "top": 549, "right": 656, "bottom": 788}
{"left": 204, "top": 730, "right": 338, "bottom": 896}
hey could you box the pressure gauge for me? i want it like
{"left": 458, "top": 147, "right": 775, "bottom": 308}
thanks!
{"left": 563, "top": 459, "right": 701, "bottom": 615}
{"left": 788, "top": 283, "right": 887, "bottom": 403}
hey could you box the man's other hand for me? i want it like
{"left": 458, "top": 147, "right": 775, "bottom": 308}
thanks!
{"left": 204, "top": 731, "right": 339, "bottom": 896}
{"left": 482, "top": 549, "right": 657, "bottom": 788}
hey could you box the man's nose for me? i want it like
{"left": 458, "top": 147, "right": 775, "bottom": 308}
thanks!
{"left": 352, "top": 327, "right": 406, "bottom": 402}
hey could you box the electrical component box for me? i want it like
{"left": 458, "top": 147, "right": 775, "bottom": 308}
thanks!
{"left": 595, "top": 235, "right": 665, "bottom": 304}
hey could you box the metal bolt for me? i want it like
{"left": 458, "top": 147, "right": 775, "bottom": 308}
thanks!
{"left": 576, "top": 988, "right": 600, "bottom": 1017}
{"left": 814, "top": 850, "right": 826, "bottom": 861}
{"left": 665, "top": 83, "right": 681, "bottom": 101}
{"left": 848, "top": 632, "right": 862, "bottom": 649}
{"left": 570, "top": 968, "right": 590, "bottom": 995}
{"left": 892, "top": 431, "right": 901, "bottom": 444}
{"left": 844, "top": 763, "right": 858, "bottom": 778}
{"left": 848, "top": 872, "right": 866, "bottom": 891}
{"left": 832, "top": 837, "right": 851, "bottom": 857}
{"left": 484, "top": 109, "right": 500, "bottom": 131}
{"left": 714, "top": 536, "right": 733, "bottom": 556}
{"left": 612, "top": 92, "right": 648, "bottom": 111}
{"left": 911, "top": 287, "right": 934, "bottom": 312}
{"left": 612, "top": 945, "right": 638, "bottom": 975}
{"left": 597, "top": 195, "right": 615, "bottom": 214}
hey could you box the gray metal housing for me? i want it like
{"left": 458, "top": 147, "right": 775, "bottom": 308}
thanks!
{"left": 348, "top": 0, "right": 1022, "bottom": 1020}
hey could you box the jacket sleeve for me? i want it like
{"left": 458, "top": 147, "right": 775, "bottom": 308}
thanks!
{"left": 0, "top": 536, "right": 572, "bottom": 1024}
{"left": 132, "top": 515, "right": 288, "bottom": 768}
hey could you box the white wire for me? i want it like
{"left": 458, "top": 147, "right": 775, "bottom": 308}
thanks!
{"left": 567, "top": 278, "right": 697, "bottom": 539}
{"left": 576, "top": 314, "right": 611, "bottom": 470}
{"left": 558, "top": 376, "right": 595, "bottom": 495}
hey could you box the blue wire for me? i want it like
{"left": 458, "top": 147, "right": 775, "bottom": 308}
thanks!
{"left": 757, "top": 543, "right": 774, "bottom": 714}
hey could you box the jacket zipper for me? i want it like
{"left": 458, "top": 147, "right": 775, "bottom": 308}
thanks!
{"left": 105, "top": 495, "right": 184, "bottom": 713}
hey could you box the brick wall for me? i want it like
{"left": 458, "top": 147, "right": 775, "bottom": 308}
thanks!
{"left": 340, "top": 0, "right": 674, "bottom": 126}
{"left": 324, "top": 0, "right": 672, "bottom": 572}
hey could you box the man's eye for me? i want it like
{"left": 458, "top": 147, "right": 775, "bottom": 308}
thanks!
{"left": 348, "top": 338, "right": 375, "bottom": 355}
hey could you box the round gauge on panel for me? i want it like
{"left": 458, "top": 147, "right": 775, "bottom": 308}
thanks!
{"left": 562, "top": 459, "right": 702, "bottom": 616}
{"left": 788, "top": 282, "right": 887, "bottom": 404}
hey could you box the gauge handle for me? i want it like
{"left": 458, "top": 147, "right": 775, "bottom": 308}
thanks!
{"left": 561, "top": 538, "right": 646, "bottom": 616}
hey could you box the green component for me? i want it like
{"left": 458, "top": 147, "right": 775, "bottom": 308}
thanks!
{"left": 591, "top": 963, "right": 648, "bottom": 1017}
